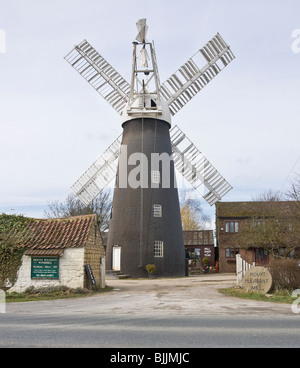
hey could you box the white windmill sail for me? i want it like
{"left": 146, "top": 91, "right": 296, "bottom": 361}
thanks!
{"left": 71, "top": 134, "right": 122, "bottom": 206}
{"left": 170, "top": 125, "right": 232, "bottom": 205}
{"left": 64, "top": 40, "right": 131, "bottom": 115}
{"left": 160, "top": 33, "right": 235, "bottom": 116}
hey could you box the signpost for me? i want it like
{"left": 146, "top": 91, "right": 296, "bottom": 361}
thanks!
{"left": 31, "top": 257, "right": 59, "bottom": 279}
{"left": 242, "top": 266, "right": 272, "bottom": 293}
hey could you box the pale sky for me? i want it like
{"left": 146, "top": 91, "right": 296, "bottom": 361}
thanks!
{"left": 0, "top": 0, "right": 299, "bottom": 219}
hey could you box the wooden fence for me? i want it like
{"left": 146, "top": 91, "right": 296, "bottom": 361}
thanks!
{"left": 236, "top": 254, "right": 255, "bottom": 286}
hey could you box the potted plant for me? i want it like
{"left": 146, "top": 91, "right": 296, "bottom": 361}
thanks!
{"left": 146, "top": 264, "right": 157, "bottom": 279}
{"left": 202, "top": 257, "right": 210, "bottom": 274}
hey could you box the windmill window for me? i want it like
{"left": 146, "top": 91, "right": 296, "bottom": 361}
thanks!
{"left": 153, "top": 204, "right": 162, "bottom": 217}
{"left": 154, "top": 241, "right": 164, "bottom": 257}
{"left": 151, "top": 170, "right": 160, "bottom": 184}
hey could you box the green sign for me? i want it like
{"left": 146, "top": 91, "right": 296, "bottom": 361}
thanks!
{"left": 31, "top": 257, "right": 59, "bottom": 279}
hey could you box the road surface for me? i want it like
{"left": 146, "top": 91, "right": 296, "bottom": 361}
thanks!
{"left": 1, "top": 274, "right": 299, "bottom": 348}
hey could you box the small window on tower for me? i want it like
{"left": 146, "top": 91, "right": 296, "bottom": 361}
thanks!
{"left": 153, "top": 204, "right": 162, "bottom": 217}
{"left": 151, "top": 170, "right": 160, "bottom": 184}
{"left": 154, "top": 241, "right": 164, "bottom": 257}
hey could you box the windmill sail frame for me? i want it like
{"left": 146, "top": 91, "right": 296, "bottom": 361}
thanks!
{"left": 65, "top": 40, "right": 130, "bottom": 115}
{"left": 170, "top": 125, "right": 232, "bottom": 205}
{"left": 160, "top": 33, "right": 235, "bottom": 116}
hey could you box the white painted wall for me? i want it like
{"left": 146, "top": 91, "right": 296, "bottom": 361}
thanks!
{"left": 10, "top": 248, "right": 85, "bottom": 293}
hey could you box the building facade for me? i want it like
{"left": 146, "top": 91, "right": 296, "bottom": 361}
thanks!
{"left": 216, "top": 201, "right": 300, "bottom": 273}
{"left": 183, "top": 230, "right": 215, "bottom": 270}
{"left": 10, "top": 214, "right": 105, "bottom": 292}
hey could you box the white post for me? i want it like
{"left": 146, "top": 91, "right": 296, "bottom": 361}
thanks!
{"left": 100, "top": 257, "right": 106, "bottom": 289}
{"left": 0, "top": 290, "right": 5, "bottom": 313}
{"left": 236, "top": 254, "right": 243, "bottom": 286}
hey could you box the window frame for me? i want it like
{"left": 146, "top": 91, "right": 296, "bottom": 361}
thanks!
{"left": 225, "top": 221, "right": 239, "bottom": 233}
{"left": 225, "top": 248, "right": 239, "bottom": 258}
{"left": 153, "top": 204, "right": 162, "bottom": 217}
{"left": 151, "top": 170, "right": 160, "bottom": 184}
{"left": 154, "top": 240, "right": 164, "bottom": 257}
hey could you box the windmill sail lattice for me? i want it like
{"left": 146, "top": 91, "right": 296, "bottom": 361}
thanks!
{"left": 64, "top": 40, "right": 130, "bottom": 115}
{"left": 71, "top": 124, "right": 232, "bottom": 207}
{"left": 71, "top": 134, "right": 122, "bottom": 206}
{"left": 170, "top": 125, "right": 232, "bottom": 206}
{"left": 160, "top": 33, "right": 234, "bottom": 116}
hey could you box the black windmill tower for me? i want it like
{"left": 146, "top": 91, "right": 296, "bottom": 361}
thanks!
{"left": 65, "top": 19, "right": 235, "bottom": 278}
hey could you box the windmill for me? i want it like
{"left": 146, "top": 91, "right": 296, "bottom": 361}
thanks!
{"left": 64, "top": 19, "right": 235, "bottom": 278}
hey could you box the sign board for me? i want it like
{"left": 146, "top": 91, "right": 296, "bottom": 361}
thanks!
{"left": 242, "top": 266, "right": 272, "bottom": 293}
{"left": 31, "top": 257, "right": 59, "bottom": 279}
{"left": 85, "top": 264, "right": 97, "bottom": 288}
{"left": 204, "top": 247, "right": 212, "bottom": 257}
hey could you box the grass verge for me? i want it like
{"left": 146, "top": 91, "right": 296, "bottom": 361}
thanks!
{"left": 218, "top": 287, "right": 298, "bottom": 304}
{"left": 5, "top": 286, "right": 114, "bottom": 303}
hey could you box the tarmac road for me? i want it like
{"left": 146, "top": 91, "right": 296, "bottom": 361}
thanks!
{"left": 1, "top": 274, "right": 299, "bottom": 348}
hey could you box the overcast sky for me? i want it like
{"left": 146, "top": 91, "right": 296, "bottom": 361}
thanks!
{"left": 0, "top": 0, "right": 299, "bottom": 219}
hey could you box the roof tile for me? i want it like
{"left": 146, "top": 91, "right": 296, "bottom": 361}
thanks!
{"left": 20, "top": 214, "right": 96, "bottom": 250}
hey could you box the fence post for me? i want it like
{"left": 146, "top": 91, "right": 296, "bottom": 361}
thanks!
{"left": 100, "top": 256, "right": 106, "bottom": 289}
{"left": 0, "top": 290, "right": 5, "bottom": 313}
{"left": 236, "top": 254, "right": 256, "bottom": 287}
{"left": 236, "top": 254, "right": 243, "bottom": 286}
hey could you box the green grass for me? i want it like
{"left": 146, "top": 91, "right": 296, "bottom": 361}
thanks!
{"left": 218, "top": 287, "right": 297, "bottom": 304}
{"left": 5, "top": 286, "right": 114, "bottom": 303}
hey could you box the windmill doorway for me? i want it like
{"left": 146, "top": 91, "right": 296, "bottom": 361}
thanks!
{"left": 112, "top": 246, "right": 121, "bottom": 271}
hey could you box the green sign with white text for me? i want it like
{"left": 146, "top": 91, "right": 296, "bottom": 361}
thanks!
{"left": 31, "top": 257, "right": 59, "bottom": 279}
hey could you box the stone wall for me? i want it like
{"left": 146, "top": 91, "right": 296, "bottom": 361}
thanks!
{"left": 84, "top": 223, "right": 106, "bottom": 288}
{"left": 10, "top": 248, "right": 85, "bottom": 293}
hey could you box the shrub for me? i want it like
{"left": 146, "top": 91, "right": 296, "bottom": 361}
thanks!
{"left": 269, "top": 259, "right": 300, "bottom": 291}
{"left": 202, "top": 257, "right": 209, "bottom": 266}
{"left": 145, "top": 264, "right": 156, "bottom": 274}
{"left": 25, "top": 285, "right": 69, "bottom": 294}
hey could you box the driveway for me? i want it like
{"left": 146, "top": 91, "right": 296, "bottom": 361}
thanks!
{"left": 7, "top": 273, "right": 294, "bottom": 316}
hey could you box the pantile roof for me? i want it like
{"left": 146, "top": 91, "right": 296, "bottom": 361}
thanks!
{"left": 16, "top": 214, "right": 96, "bottom": 252}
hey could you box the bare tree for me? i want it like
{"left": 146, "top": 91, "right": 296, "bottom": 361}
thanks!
{"left": 236, "top": 205, "right": 299, "bottom": 258}
{"left": 179, "top": 189, "right": 210, "bottom": 230}
{"left": 252, "top": 189, "right": 283, "bottom": 201}
{"left": 285, "top": 173, "right": 300, "bottom": 201}
{"left": 44, "top": 191, "right": 112, "bottom": 231}
{"left": 238, "top": 176, "right": 300, "bottom": 259}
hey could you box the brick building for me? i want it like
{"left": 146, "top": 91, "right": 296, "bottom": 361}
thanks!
{"left": 10, "top": 214, "right": 105, "bottom": 292}
{"left": 216, "top": 201, "right": 300, "bottom": 273}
